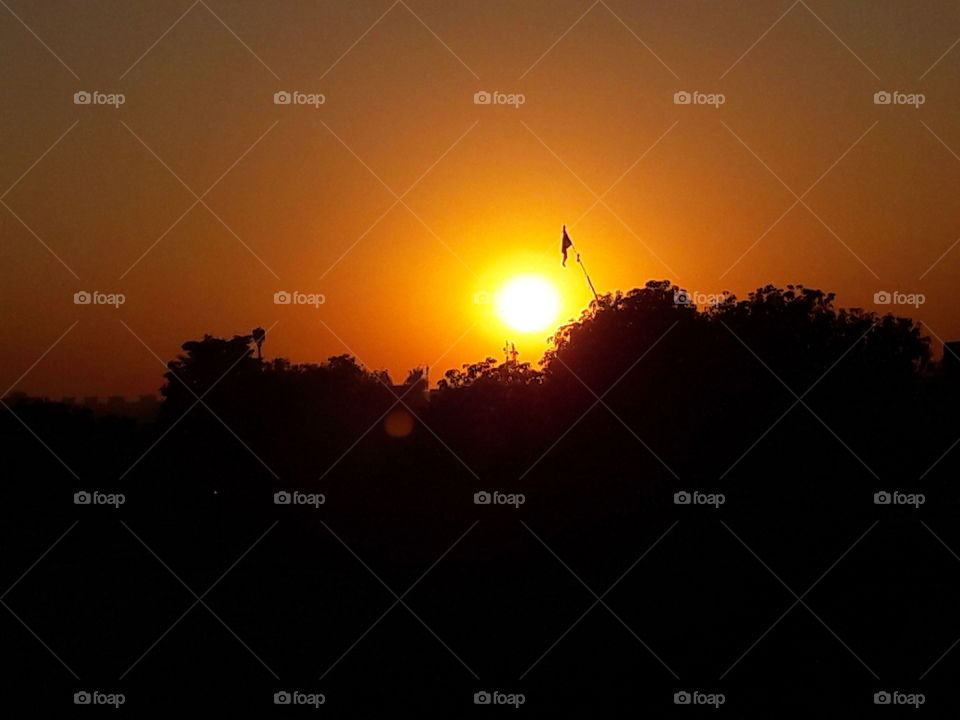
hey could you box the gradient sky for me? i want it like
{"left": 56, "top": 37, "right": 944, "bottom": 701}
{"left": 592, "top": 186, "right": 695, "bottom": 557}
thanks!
{"left": 3, "top": 0, "right": 960, "bottom": 399}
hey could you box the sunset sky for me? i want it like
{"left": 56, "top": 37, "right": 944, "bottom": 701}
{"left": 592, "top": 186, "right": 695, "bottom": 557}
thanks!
{"left": 3, "top": 0, "right": 960, "bottom": 398}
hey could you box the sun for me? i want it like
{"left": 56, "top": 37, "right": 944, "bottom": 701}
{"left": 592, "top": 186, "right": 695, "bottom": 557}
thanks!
{"left": 496, "top": 274, "right": 560, "bottom": 333}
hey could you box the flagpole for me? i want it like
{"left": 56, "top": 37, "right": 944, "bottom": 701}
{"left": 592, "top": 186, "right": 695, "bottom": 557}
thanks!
{"left": 561, "top": 225, "right": 601, "bottom": 305}
{"left": 573, "top": 246, "right": 600, "bottom": 304}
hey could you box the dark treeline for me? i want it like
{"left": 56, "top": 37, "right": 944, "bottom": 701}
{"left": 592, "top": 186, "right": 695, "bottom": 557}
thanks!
{"left": 4, "top": 280, "right": 960, "bottom": 714}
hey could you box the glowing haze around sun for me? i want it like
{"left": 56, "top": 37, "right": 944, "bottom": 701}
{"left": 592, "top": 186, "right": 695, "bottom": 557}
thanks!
{"left": 495, "top": 274, "right": 560, "bottom": 333}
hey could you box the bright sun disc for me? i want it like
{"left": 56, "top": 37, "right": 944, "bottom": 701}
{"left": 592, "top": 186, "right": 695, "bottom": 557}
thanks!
{"left": 496, "top": 274, "right": 560, "bottom": 332}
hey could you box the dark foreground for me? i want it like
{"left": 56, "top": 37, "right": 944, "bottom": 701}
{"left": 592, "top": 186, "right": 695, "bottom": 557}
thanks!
{"left": 3, "top": 284, "right": 959, "bottom": 715}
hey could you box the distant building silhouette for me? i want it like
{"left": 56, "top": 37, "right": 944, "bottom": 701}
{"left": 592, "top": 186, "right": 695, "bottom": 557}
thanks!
{"left": 3, "top": 393, "right": 160, "bottom": 421}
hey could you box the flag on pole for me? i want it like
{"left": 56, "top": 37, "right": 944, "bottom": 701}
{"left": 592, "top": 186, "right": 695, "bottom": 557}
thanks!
{"left": 561, "top": 225, "right": 573, "bottom": 266}
{"left": 561, "top": 224, "right": 600, "bottom": 302}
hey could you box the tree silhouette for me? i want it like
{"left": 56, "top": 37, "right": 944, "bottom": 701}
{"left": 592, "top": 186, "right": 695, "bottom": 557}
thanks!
{"left": 2, "top": 278, "right": 957, "bottom": 716}
{"left": 252, "top": 327, "right": 266, "bottom": 360}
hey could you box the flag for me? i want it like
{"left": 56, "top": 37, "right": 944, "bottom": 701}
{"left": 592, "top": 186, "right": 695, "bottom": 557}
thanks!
{"left": 561, "top": 225, "right": 573, "bottom": 266}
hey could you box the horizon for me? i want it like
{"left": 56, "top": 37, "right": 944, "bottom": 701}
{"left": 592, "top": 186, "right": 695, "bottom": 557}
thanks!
{"left": 4, "top": 278, "right": 954, "bottom": 402}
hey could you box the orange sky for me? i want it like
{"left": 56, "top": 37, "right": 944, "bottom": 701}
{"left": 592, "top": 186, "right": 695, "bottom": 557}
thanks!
{"left": 3, "top": 0, "right": 960, "bottom": 398}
